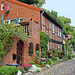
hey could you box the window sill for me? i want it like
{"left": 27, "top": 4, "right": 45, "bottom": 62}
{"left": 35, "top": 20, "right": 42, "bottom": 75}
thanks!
{"left": 1, "top": 9, "right": 4, "bottom": 10}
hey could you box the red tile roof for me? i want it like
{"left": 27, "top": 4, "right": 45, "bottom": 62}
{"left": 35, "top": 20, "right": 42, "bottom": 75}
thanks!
{"left": 6, "top": 0, "right": 42, "bottom": 11}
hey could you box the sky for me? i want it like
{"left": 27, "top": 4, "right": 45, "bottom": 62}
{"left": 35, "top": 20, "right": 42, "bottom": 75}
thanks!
{"left": 42, "top": 0, "right": 75, "bottom": 27}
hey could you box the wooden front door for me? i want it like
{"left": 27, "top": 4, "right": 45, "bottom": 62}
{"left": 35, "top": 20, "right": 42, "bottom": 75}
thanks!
{"left": 17, "top": 40, "right": 23, "bottom": 65}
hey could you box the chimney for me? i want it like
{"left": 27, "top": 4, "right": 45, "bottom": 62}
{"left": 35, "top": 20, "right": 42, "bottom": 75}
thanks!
{"left": 31, "top": 4, "right": 36, "bottom": 7}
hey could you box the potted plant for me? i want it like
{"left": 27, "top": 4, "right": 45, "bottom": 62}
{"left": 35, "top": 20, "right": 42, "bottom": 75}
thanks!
{"left": 34, "top": 18, "right": 39, "bottom": 24}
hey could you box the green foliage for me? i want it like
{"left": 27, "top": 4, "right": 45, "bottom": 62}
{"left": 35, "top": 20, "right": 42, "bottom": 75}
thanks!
{"left": 51, "top": 49, "right": 58, "bottom": 57}
{"left": 67, "top": 54, "right": 72, "bottom": 59}
{"left": 30, "top": 61, "right": 35, "bottom": 65}
{"left": 0, "top": 23, "right": 28, "bottom": 66}
{"left": 24, "top": 67, "right": 29, "bottom": 71}
{"left": 45, "top": 58, "right": 54, "bottom": 65}
{"left": 0, "top": 23, "right": 28, "bottom": 56}
{"left": 20, "top": 68, "right": 25, "bottom": 75}
{"left": 58, "top": 51, "right": 65, "bottom": 59}
{"left": 16, "top": 0, "right": 45, "bottom": 8}
{"left": 34, "top": 51, "right": 41, "bottom": 63}
{"left": 47, "top": 51, "right": 52, "bottom": 55}
{"left": 72, "top": 55, "right": 75, "bottom": 58}
{"left": 0, "top": 66, "right": 18, "bottom": 75}
{"left": 41, "top": 51, "right": 48, "bottom": 58}
{"left": 40, "top": 31, "right": 50, "bottom": 51}
{"left": 35, "top": 64, "right": 40, "bottom": 67}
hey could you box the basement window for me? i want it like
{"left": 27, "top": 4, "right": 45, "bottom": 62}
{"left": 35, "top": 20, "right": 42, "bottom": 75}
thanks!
{"left": 1, "top": 2, "right": 4, "bottom": 10}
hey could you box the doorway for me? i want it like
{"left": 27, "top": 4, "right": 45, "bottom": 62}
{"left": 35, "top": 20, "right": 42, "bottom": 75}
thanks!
{"left": 17, "top": 40, "right": 24, "bottom": 65}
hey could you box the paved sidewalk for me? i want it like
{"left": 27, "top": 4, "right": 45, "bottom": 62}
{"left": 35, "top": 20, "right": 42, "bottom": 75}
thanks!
{"left": 24, "top": 58, "right": 75, "bottom": 75}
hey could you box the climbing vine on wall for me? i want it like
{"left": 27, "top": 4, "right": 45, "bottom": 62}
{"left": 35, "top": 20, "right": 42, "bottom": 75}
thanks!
{"left": 40, "top": 31, "right": 50, "bottom": 51}
{"left": 0, "top": 23, "right": 28, "bottom": 57}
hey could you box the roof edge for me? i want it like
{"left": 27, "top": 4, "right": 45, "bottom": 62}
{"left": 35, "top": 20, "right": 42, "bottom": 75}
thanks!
{"left": 42, "top": 10, "right": 63, "bottom": 28}
{"left": 6, "top": 0, "right": 42, "bottom": 12}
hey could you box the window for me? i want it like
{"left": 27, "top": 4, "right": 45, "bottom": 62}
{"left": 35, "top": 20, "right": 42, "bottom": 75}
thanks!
{"left": 60, "top": 45, "right": 62, "bottom": 51}
{"left": 36, "top": 43, "right": 39, "bottom": 52}
{"left": 19, "top": 18, "right": 23, "bottom": 23}
{"left": 1, "top": 2, "right": 4, "bottom": 10}
{"left": 29, "top": 42, "right": 33, "bottom": 56}
{"left": 52, "top": 23, "right": 54, "bottom": 33}
{"left": 10, "top": 19, "right": 16, "bottom": 24}
{"left": 58, "top": 44, "right": 59, "bottom": 51}
{"left": 47, "top": 41, "right": 49, "bottom": 50}
{"left": 4, "top": 17, "right": 23, "bottom": 24}
{"left": 5, "top": 20, "right": 10, "bottom": 24}
{"left": 60, "top": 29, "right": 61, "bottom": 37}
{"left": 57, "top": 27, "right": 59, "bottom": 36}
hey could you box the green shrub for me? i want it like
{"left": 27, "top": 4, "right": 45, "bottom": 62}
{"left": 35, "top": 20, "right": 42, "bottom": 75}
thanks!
{"left": 52, "top": 56, "right": 58, "bottom": 61}
{"left": 59, "top": 55, "right": 63, "bottom": 59}
{"left": 45, "top": 58, "right": 54, "bottom": 65}
{"left": 35, "top": 64, "right": 40, "bottom": 67}
{"left": 0, "top": 66, "right": 18, "bottom": 75}
{"left": 50, "top": 60, "right": 54, "bottom": 65}
{"left": 20, "top": 68, "right": 24, "bottom": 75}
{"left": 30, "top": 61, "right": 35, "bottom": 65}
{"left": 67, "top": 54, "right": 72, "bottom": 59}
{"left": 72, "top": 55, "right": 75, "bottom": 58}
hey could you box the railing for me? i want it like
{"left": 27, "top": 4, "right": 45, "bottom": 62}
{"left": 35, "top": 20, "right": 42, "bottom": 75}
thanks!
{"left": 20, "top": 22, "right": 29, "bottom": 35}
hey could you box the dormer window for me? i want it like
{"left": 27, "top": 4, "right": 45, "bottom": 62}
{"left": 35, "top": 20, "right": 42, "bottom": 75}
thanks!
{"left": 1, "top": 2, "right": 4, "bottom": 10}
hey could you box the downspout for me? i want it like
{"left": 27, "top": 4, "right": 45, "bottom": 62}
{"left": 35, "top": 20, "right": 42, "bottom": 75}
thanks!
{"left": 41, "top": 11, "right": 44, "bottom": 31}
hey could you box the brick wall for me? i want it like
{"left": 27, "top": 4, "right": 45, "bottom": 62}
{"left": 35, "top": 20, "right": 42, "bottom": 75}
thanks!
{"left": 0, "top": 0, "right": 41, "bottom": 25}
{"left": 1, "top": 21, "right": 41, "bottom": 66}
{"left": 42, "top": 15, "right": 63, "bottom": 50}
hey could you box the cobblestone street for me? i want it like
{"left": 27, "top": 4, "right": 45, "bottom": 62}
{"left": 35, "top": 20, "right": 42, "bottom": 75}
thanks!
{"left": 35, "top": 58, "right": 75, "bottom": 75}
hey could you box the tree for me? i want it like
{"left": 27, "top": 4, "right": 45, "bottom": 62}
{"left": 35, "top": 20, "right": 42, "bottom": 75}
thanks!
{"left": 16, "top": 0, "right": 45, "bottom": 8}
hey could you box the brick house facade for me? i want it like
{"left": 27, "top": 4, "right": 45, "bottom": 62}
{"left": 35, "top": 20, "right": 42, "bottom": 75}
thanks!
{"left": 0, "top": 0, "right": 41, "bottom": 66}
{"left": 0, "top": 0, "right": 63, "bottom": 66}
{"left": 41, "top": 11, "right": 63, "bottom": 51}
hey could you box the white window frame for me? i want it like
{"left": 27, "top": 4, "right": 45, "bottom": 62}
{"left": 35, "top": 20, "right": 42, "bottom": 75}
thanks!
{"left": 1, "top": 2, "right": 4, "bottom": 10}
{"left": 60, "top": 29, "right": 61, "bottom": 37}
{"left": 52, "top": 23, "right": 54, "bottom": 33}
{"left": 47, "top": 41, "right": 49, "bottom": 50}
{"left": 57, "top": 27, "right": 59, "bottom": 36}
{"left": 4, "top": 17, "right": 23, "bottom": 24}
{"left": 4, "top": 20, "right": 10, "bottom": 24}
{"left": 60, "top": 45, "right": 62, "bottom": 51}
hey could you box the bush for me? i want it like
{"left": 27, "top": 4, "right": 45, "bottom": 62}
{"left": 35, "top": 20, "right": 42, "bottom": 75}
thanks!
{"left": 59, "top": 55, "right": 63, "bottom": 59}
{"left": 35, "top": 64, "right": 40, "bottom": 67}
{"left": 72, "top": 55, "right": 75, "bottom": 58}
{"left": 45, "top": 58, "right": 54, "bottom": 65}
{"left": 30, "top": 61, "right": 35, "bottom": 65}
{"left": 0, "top": 66, "right": 18, "bottom": 75}
{"left": 67, "top": 54, "right": 72, "bottom": 59}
